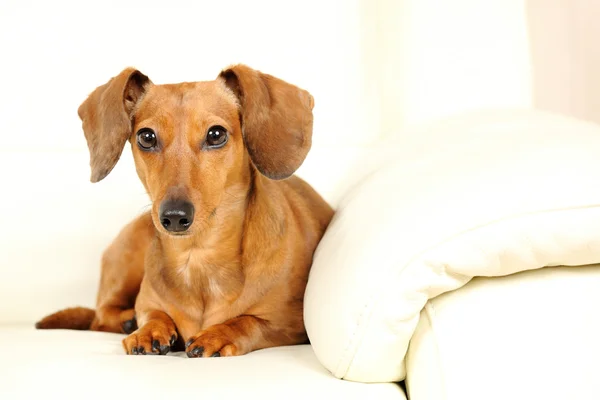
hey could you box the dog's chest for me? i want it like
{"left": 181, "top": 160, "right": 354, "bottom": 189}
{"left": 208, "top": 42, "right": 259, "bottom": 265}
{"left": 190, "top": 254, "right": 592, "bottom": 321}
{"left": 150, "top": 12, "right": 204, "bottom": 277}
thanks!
{"left": 163, "top": 248, "right": 244, "bottom": 338}
{"left": 171, "top": 249, "right": 242, "bottom": 304}
{"left": 174, "top": 263, "right": 195, "bottom": 289}
{"left": 173, "top": 263, "right": 226, "bottom": 298}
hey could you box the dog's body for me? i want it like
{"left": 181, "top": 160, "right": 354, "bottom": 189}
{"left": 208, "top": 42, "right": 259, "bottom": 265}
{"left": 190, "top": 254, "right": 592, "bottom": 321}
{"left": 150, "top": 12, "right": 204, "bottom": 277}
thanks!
{"left": 36, "top": 65, "right": 333, "bottom": 357}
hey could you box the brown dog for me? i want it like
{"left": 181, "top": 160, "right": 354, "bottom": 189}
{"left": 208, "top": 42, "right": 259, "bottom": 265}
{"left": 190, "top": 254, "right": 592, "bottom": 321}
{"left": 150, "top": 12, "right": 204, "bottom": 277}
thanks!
{"left": 36, "top": 65, "right": 333, "bottom": 357}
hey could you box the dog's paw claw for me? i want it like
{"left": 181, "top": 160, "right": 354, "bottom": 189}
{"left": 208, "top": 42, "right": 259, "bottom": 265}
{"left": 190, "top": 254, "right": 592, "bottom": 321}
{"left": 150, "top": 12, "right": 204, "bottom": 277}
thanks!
{"left": 187, "top": 346, "right": 204, "bottom": 358}
{"left": 150, "top": 339, "right": 170, "bottom": 355}
{"left": 159, "top": 345, "right": 170, "bottom": 355}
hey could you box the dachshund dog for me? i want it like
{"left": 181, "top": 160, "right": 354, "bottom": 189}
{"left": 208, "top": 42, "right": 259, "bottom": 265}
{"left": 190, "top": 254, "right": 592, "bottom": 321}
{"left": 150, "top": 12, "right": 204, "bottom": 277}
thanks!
{"left": 36, "top": 65, "right": 333, "bottom": 357}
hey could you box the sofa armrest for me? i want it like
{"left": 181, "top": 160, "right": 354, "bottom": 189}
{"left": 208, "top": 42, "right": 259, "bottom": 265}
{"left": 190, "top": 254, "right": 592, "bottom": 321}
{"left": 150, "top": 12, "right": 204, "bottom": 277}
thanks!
{"left": 406, "top": 264, "right": 600, "bottom": 400}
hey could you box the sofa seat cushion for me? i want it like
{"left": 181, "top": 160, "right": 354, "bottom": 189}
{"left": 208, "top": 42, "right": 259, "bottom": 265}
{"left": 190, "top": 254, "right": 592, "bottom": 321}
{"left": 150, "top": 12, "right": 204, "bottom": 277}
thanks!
{"left": 1, "top": 326, "right": 406, "bottom": 399}
{"left": 406, "top": 264, "right": 600, "bottom": 400}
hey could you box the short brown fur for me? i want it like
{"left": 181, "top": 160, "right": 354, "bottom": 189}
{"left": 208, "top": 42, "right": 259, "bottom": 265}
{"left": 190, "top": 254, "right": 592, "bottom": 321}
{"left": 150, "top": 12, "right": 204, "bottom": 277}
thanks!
{"left": 36, "top": 65, "right": 333, "bottom": 357}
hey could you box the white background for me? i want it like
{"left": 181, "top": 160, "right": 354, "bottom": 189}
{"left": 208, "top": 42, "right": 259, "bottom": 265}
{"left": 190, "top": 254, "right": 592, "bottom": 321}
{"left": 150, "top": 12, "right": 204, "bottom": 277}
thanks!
{"left": 0, "top": 0, "right": 378, "bottom": 151}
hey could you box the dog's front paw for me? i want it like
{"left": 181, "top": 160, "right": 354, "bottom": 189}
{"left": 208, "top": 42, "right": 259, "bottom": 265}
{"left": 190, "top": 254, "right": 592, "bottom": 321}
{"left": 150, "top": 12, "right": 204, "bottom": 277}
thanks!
{"left": 185, "top": 325, "right": 242, "bottom": 358}
{"left": 122, "top": 323, "right": 177, "bottom": 356}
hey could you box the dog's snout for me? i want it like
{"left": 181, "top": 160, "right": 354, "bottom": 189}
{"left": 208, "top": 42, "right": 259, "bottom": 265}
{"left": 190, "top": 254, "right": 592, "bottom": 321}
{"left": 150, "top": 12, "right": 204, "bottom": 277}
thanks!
{"left": 159, "top": 200, "right": 195, "bottom": 233}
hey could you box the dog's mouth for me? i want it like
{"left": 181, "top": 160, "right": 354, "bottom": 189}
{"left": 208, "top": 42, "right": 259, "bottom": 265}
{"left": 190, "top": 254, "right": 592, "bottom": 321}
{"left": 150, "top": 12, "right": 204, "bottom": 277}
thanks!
{"left": 162, "top": 230, "right": 193, "bottom": 237}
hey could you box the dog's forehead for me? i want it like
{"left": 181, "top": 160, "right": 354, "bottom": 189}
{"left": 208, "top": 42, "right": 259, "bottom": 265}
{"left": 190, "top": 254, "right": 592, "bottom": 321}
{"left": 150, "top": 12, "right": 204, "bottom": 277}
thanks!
{"left": 138, "top": 79, "right": 239, "bottom": 117}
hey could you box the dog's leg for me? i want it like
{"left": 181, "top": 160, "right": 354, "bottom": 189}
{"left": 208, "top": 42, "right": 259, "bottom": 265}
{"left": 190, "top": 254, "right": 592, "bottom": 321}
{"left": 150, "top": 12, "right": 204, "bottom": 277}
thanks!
{"left": 185, "top": 315, "right": 303, "bottom": 358}
{"left": 122, "top": 310, "right": 178, "bottom": 355}
{"left": 91, "top": 212, "right": 153, "bottom": 333}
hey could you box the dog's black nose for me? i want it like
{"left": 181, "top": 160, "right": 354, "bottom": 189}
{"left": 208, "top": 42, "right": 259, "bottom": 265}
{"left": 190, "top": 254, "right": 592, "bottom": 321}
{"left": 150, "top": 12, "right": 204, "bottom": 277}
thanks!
{"left": 159, "top": 200, "right": 195, "bottom": 233}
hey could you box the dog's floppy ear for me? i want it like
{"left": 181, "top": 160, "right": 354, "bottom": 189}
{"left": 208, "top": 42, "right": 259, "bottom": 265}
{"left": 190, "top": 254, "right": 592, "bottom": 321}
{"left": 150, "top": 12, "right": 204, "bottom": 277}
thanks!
{"left": 219, "top": 65, "right": 314, "bottom": 180}
{"left": 77, "top": 68, "right": 151, "bottom": 183}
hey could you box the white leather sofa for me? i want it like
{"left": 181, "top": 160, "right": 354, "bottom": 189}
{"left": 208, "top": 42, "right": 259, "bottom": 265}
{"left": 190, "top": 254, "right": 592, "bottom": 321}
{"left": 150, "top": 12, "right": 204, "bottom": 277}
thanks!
{"left": 3, "top": 110, "right": 600, "bottom": 400}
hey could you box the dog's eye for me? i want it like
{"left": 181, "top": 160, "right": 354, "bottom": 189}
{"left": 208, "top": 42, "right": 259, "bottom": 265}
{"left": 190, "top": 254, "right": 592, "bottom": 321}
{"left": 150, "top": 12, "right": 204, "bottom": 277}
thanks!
{"left": 137, "top": 129, "right": 157, "bottom": 150}
{"left": 205, "top": 125, "right": 228, "bottom": 148}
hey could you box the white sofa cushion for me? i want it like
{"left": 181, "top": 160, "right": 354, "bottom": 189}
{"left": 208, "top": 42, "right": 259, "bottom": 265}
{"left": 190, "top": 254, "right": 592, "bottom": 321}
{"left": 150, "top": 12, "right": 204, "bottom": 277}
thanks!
{"left": 304, "top": 110, "right": 600, "bottom": 383}
{"left": 406, "top": 264, "right": 600, "bottom": 400}
{"left": 1, "top": 326, "right": 406, "bottom": 400}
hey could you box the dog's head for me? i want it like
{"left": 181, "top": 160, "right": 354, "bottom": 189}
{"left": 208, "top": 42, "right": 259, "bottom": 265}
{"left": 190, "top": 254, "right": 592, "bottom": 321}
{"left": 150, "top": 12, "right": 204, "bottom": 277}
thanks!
{"left": 77, "top": 65, "right": 314, "bottom": 236}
